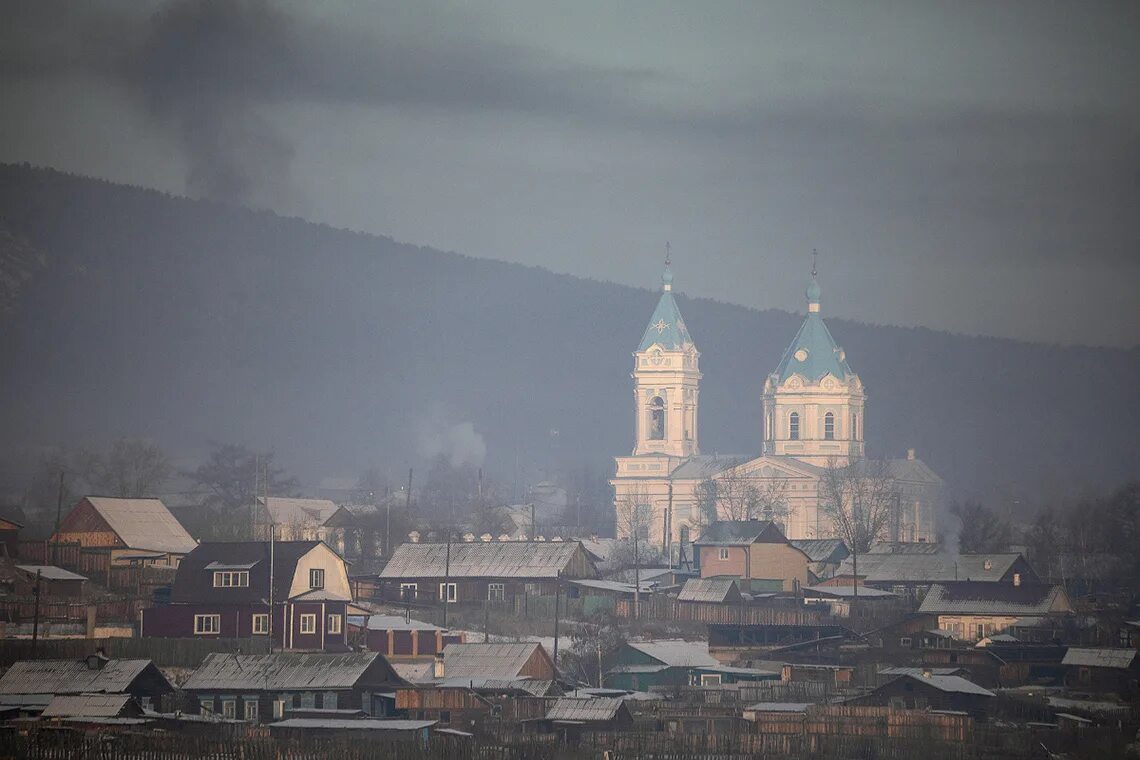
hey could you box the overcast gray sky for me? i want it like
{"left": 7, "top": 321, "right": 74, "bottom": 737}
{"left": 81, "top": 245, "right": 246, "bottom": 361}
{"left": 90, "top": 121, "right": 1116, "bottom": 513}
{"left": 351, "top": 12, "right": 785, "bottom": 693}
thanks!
{"left": 2, "top": 0, "right": 1138, "bottom": 346}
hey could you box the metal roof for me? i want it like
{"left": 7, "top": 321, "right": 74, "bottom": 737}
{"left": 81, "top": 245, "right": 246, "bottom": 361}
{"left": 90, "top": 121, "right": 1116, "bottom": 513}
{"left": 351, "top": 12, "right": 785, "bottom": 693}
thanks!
{"left": 570, "top": 579, "right": 654, "bottom": 595}
{"left": 83, "top": 497, "right": 197, "bottom": 555}
{"left": 837, "top": 552, "right": 1026, "bottom": 583}
{"left": 183, "top": 653, "right": 391, "bottom": 691}
{"left": 41, "top": 694, "right": 134, "bottom": 718}
{"left": 890, "top": 673, "right": 995, "bottom": 697}
{"left": 380, "top": 541, "right": 587, "bottom": 579}
{"left": 366, "top": 615, "right": 443, "bottom": 631}
{"left": 772, "top": 284, "right": 854, "bottom": 384}
{"left": 270, "top": 718, "right": 435, "bottom": 731}
{"left": 546, "top": 697, "right": 624, "bottom": 722}
{"left": 879, "top": 667, "right": 964, "bottom": 677}
{"left": 435, "top": 677, "right": 553, "bottom": 696}
{"left": 677, "top": 577, "right": 740, "bottom": 603}
{"left": 0, "top": 659, "right": 157, "bottom": 695}
{"left": 788, "top": 539, "right": 848, "bottom": 563}
{"left": 918, "top": 582, "right": 1069, "bottom": 617}
{"left": 442, "top": 642, "right": 544, "bottom": 679}
{"left": 638, "top": 269, "right": 695, "bottom": 352}
{"left": 803, "top": 585, "right": 896, "bottom": 599}
{"left": 745, "top": 702, "right": 812, "bottom": 713}
{"left": 1062, "top": 648, "right": 1138, "bottom": 670}
{"left": 626, "top": 640, "right": 718, "bottom": 668}
{"left": 391, "top": 661, "right": 435, "bottom": 683}
{"left": 260, "top": 497, "right": 342, "bottom": 527}
{"left": 694, "top": 520, "right": 785, "bottom": 546}
{"left": 15, "top": 565, "right": 87, "bottom": 581}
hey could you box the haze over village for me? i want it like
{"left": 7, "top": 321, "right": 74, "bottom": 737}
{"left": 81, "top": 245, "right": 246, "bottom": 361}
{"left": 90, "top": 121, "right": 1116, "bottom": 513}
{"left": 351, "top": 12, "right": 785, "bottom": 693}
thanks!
{"left": 0, "top": 2, "right": 1138, "bottom": 758}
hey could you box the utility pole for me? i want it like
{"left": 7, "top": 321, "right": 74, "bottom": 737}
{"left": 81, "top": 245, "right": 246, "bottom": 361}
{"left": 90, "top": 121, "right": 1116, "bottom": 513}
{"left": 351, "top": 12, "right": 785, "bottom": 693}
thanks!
{"left": 52, "top": 470, "right": 65, "bottom": 566}
{"left": 442, "top": 531, "right": 451, "bottom": 628}
{"left": 267, "top": 461, "right": 275, "bottom": 654}
{"left": 30, "top": 570, "right": 42, "bottom": 657}
{"left": 552, "top": 571, "right": 561, "bottom": 678}
{"left": 665, "top": 483, "right": 674, "bottom": 568}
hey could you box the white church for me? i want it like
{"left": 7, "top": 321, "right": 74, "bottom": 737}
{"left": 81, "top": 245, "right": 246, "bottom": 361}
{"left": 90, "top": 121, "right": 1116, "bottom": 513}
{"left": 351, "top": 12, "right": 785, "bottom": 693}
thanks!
{"left": 611, "top": 258, "right": 942, "bottom": 557}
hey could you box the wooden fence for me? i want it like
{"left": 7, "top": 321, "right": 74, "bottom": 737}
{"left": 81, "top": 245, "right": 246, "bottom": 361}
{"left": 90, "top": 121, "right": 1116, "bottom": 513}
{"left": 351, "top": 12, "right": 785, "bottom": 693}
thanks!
{"left": 0, "top": 596, "right": 144, "bottom": 624}
{"left": 616, "top": 596, "right": 833, "bottom": 626}
{"left": 0, "top": 636, "right": 271, "bottom": 668}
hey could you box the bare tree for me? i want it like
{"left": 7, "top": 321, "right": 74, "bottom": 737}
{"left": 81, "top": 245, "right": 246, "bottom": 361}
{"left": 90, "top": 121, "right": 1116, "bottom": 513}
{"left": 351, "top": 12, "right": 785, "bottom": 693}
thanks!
{"left": 87, "top": 438, "right": 172, "bottom": 498}
{"left": 695, "top": 462, "right": 790, "bottom": 524}
{"left": 950, "top": 501, "right": 1012, "bottom": 553}
{"left": 818, "top": 457, "right": 897, "bottom": 603}
{"left": 614, "top": 486, "right": 656, "bottom": 618}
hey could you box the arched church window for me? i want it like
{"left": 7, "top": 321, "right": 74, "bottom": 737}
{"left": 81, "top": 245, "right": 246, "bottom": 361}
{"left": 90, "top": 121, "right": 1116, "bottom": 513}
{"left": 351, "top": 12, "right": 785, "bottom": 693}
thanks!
{"left": 766, "top": 413, "right": 773, "bottom": 440}
{"left": 789, "top": 412, "right": 800, "bottom": 440}
{"left": 649, "top": 396, "right": 665, "bottom": 440}
{"left": 824, "top": 412, "right": 835, "bottom": 440}
{"left": 851, "top": 412, "right": 858, "bottom": 440}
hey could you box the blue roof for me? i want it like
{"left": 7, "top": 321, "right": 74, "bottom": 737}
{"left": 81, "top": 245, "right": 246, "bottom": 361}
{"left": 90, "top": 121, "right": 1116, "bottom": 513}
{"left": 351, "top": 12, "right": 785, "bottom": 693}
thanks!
{"left": 773, "top": 278, "right": 853, "bottom": 383}
{"left": 638, "top": 288, "right": 694, "bottom": 351}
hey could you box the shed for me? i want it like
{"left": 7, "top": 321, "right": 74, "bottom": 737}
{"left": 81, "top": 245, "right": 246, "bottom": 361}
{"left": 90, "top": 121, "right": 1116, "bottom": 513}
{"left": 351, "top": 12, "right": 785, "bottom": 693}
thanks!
{"left": 15, "top": 565, "right": 87, "bottom": 598}
{"left": 51, "top": 497, "right": 197, "bottom": 565}
{"left": 543, "top": 697, "right": 633, "bottom": 732}
{"left": 677, "top": 577, "right": 743, "bottom": 604}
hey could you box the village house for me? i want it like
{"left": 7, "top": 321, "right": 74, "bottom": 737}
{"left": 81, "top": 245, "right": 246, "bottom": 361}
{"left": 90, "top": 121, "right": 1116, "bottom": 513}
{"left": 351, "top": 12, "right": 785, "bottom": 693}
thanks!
{"left": 50, "top": 497, "right": 197, "bottom": 567}
{"left": 831, "top": 548, "right": 1039, "bottom": 597}
{"left": 604, "top": 639, "right": 721, "bottom": 690}
{"left": 802, "top": 584, "right": 898, "bottom": 617}
{"left": 789, "top": 538, "right": 849, "bottom": 580}
{"left": 256, "top": 497, "right": 355, "bottom": 552}
{"left": 378, "top": 540, "right": 597, "bottom": 604}
{"left": 182, "top": 651, "right": 405, "bottom": 722}
{"left": 1061, "top": 648, "right": 1140, "bottom": 699}
{"left": 849, "top": 671, "right": 995, "bottom": 717}
{"left": 693, "top": 520, "right": 811, "bottom": 593}
{"left": 916, "top": 581, "right": 1073, "bottom": 642}
{"left": 537, "top": 697, "right": 635, "bottom": 737}
{"left": 364, "top": 614, "right": 465, "bottom": 659}
{"left": 0, "top": 655, "right": 174, "bottom": 714}
{"left": 141, "top": 540, "right": 355, "bottom": 651}
{"left": 0, "top": 511, "right": 22, "bottom": 558}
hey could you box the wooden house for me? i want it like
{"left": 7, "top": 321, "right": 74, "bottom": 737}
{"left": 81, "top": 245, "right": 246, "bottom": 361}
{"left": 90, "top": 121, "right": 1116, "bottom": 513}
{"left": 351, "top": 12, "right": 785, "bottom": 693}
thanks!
{"left": 14, "top": 564, "right": 87, "bottom": 598}
{"left": 378, "top": 540, "right": 597, "bottom": 604}
{"left": 604, "top": 639, "right": 720, "bottom": 690}
{"left": 1061, "top": 648, "right": 1140, "bottom": 699}
{"left": 365, "top": 614, "right": 464, "bottom": 659}
{"left": 832, "top": 549, "right": 1039, "bottom": 597}
{"left": 850, "top": 671, "right": 995, "bottom": 716}
{"left": 0, "top": 511, "right": 23, "bottom": 558}
{"left": 917, "top": 581, "right": 1072, "bottom": 642}
{"left": 182, "top": 651, "right": 405, "bottom": 722}
{"left": 693, "top": 521, "right": 810, "bottom": 592}
{"left": 0, "top": 655, "right": 174, "bottom": 713}
{"left": 51, "top": 497, "right": 197, "bottom": 567}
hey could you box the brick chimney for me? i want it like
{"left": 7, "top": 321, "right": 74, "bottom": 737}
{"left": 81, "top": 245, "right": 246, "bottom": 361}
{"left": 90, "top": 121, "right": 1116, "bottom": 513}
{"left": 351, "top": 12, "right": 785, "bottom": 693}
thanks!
{"left": 907, "top": 448, "right": 916, "bottom": 461}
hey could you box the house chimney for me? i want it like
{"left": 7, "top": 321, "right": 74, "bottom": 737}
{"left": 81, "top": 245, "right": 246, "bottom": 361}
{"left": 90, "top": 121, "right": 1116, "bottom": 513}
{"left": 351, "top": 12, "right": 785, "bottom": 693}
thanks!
{"left": 433, "top": 652, "right": 445, "bottom": 679}
{"left": 907, "top": 448, "right": 916, "bottom": 461}
{"left": 984, "top": 559, "right": 993, "bottom": 571}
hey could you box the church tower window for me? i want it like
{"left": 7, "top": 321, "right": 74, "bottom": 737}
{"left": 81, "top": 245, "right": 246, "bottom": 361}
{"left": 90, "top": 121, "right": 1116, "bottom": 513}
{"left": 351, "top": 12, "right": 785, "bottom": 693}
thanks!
{"left": 789, "top": 412, "right": 800, "bottom": 440}
{"left": 649, "top": 396, "right": 665, "bottom": 440}
{"left": 824, "top": 412, "right": 835, "bottom": 440}
{"left": 851, "top": 412, "right": 858, "bottom": 440}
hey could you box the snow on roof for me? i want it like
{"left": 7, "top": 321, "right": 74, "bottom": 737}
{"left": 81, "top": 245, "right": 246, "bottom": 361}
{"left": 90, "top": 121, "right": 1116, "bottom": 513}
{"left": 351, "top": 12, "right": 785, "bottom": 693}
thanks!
{"left": 918, "top": 582, "right": 1069, "bottom": 616}
{"left": 1062, "top": 648, "right": 1138, "bottom": 670}
{"left": 83, "top": 497, "right": 197, "bottom": 555}
{"left": 270, "top": 718, "right": 435, "bottom": 731}
{"left": 380, "top": 541, "right": 588, "bottom": 579}
{"left": 0, "top": 659, "right": 161, "bottom": 695}
{"left": 183, "top": 653, "right": 390, "bottom": 691}
{"left": 745, "top": 702, "right": 813, "bottom": 713}
{"left": 366, "top": 615, "right": 443, "bottom": 632}
{"left": 891, "top": 673, "right": 995, "bottom": 697}
{"left": 41, "top": 694, "right": 134, "bottom": 718}
{"left": 441, "top": 642, "right": 544, "bottom": 679}
{"left": 626, "top": 640, "right": 718, "bottom": 668}
{"left": 546, "top": 697, "right": 625, "bottom": 722}
{"left": 15, "top": 565, "right": 86, "bottom": 581}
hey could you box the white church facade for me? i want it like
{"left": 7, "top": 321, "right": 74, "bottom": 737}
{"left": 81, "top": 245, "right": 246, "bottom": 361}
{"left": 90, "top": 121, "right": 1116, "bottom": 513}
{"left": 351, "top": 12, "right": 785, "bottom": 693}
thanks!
{"left": 611, "top": 259, "right": 942, "bottom": 558}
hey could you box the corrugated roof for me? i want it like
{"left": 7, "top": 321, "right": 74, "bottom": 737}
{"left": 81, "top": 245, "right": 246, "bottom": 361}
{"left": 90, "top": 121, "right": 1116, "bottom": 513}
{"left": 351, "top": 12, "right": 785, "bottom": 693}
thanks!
{"left": 694, "top": 520, "right": 784, "bottom": 546}
{"left": 83, "top": 497, "right": 197, "bottom": 555}
{"left": 380, "top": 541, "right": 589, "bottom": 579}
{"left": 366, "top": 615, "right": 442, "bottom": 632}
{"left": 546, "top": 697, "right": 624, "bottom": 722}
{"left": 745, "top": 702, "right": 812, "bottom": 713}
{"left": 183, "top": 653, "right": 393, "bottom": 691}
{"left": 837, "top": 552, "right": 1026, "bottom": 583}
{"left": 626, "top": 640, "right": 718, "bottom": 668}
{"left": 435, "top": 677, "right": 553, "bottom": 696}
{"left": 918, "top": 582, "right": 1069, "bottom": 617}
{"left": 41, "top": 694, "right": 134, "bottom": 718}
{"left": 1062, "top": 648, "right": 1137, "bottom": 670}
{"left": 891, "top": 673, "right": 994, "bottom": 697}
{"left": 16, "top": 565, "right": 86, "bottom": 581}
{"left": 391, "top": 661, "right": 434, "bottom": 683}
{"left": 570, "top": 579, "right": 654, "bottom": 595}
{"left": 0, "top": 659, "right": 157, "bottom": 695}
{"left": 789, "top": 539, "right": 848, "bottom": 563}
{"left": 803, "top": 585, "right": 896, "bottom": 599}
{"left": 260, "top": 497, "right": 342, "bottom": 527}
{"left": 441, "top": 643, "right": 543, "bottom": 679}
{"left": 677, "top": 577, "right": 740, "bottom": 603}
{"left": 270, "top": 718, "right": 435, "bottom": 731}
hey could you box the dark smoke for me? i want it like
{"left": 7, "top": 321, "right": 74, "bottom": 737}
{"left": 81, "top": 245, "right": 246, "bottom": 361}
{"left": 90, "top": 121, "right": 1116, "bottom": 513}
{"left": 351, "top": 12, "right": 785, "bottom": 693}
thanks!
{"left": 130, "top": 0, "right": 300, "bottom": 208}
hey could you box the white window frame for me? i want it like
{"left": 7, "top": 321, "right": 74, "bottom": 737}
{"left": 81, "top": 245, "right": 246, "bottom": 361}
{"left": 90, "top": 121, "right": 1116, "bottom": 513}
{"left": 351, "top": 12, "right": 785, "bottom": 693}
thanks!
{"left": 252, "top": 613, "right": 269, "bottom": 635}
{"left": 488, "top": 582, "right": 505, "bottom": 601}
{"left": 244, "top": 699, "right": 258, "bottom": 722}
{"left": 327, "top": 614, "right": 342, "bottom": 634}
{"left": 299, "top": 614, "right": 317, "bottom": 634}
{"left": 194, "top": 614, "right": 221, "bottom": 635}
{"left": 399, "top": 583, "right": 417, "bottom": 600}
{"left": 213, "top": 570, "right": 249, "bottom": 588}
{"left": 439, "top": 582, "right": 457, "bottom": 603}
{"left": 222, "top": 699, "right": 236, "bottom": 720}
{"left": 700, "top": 674, "right": 722, "bottom": 686}
{"left": 718, "top": 547, "right": 730, "bottom": 561}
{"left": 309, "top": 568, "right": 325, "bottom": 589}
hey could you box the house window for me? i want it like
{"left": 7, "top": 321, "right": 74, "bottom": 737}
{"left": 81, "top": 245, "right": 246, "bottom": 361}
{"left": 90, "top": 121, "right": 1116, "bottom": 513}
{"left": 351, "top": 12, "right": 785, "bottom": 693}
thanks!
{"left": 273, "top": 700, "right": 285, "bottom": 719}
{"left": 439, "top": 582, "right": 457, "bottom": 603}
{"left": 213, "top": 570, "right": 249, "bottom": 588}
{"left": 824, "top": 412, "right": 835, "bottom": 440}
{"left": 199, "top": 697, "right": 215, "bottom": 716}
{"left": 649, "top": 396, "right": 665, "bottom": 440}
{"left": 194, "top": 614, "right": 221, "bottom": 635}
{"left": 899, "top": 637, "right": 912, "bottom": 648}
{"left": 327, "top": 614, "right": 342, "bottom": 634}
{"left": 400, "top": 583, "right": 417, "bottom": 600}
{"left": 299, "top": 614, "right": 316, "bottom": 634}
{"left": 252, "top": 614, "right": 269, "bottom": 635}
{"left": 439, "top": 710, "right": 451, "bottom": 725}
{"left": 244, "top": 699, "right": 259, "bottom": 722}
{"left": 309, "top": 568, "right": 325, "bottom": 589}
{"left": 700, "top": 674, "right": 722, "bottom": 686}
{"left": 718, "top": 548, "right": 729, "bottom": 561}
{"left": 488, "top": 583, "right": 505, "bottom": 601}
{"left": 222, "top": 700, "right": 236, "bottom": 720}
{"left": 789, "top": 412, "right": 800, "bottom": 440}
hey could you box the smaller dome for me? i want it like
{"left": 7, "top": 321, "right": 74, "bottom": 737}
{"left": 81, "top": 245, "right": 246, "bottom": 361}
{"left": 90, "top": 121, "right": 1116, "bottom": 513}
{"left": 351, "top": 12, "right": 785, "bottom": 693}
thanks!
{"left": 806, "top": 278, "right": 821, "bottom": 304}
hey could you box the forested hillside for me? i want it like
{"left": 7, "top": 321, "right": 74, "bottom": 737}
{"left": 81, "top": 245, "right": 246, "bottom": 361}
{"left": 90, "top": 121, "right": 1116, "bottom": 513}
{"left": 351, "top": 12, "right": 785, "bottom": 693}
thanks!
{"left": 0, "top": 164, "right": 1136, "bottom": 511}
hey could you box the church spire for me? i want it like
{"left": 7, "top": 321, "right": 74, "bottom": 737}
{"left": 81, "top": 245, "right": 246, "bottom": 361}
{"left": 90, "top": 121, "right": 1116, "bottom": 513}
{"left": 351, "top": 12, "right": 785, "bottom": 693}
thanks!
{"left": 806, "top": 249, "right": 821, "bottom": 313}
{"left": 662, "top": 242, "right": 673, "bottom": 292}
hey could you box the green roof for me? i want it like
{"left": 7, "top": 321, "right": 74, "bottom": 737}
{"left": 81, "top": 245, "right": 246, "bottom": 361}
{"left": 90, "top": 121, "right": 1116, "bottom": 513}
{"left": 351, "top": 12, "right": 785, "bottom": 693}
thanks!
{"left": 772, "top": 277, "right": 853, "bottom": 383}
{"left": 638, "top": 265, "right": 694, "bottom": 351}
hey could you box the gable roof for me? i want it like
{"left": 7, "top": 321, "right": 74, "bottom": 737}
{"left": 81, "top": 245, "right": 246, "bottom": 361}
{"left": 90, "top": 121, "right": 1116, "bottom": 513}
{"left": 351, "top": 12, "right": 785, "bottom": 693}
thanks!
{"left": 41, "top": 694, "right": 138, "bottom": 718}
{"left": 380, "top": 541, "right": 592, "bottom": 579}
{"left": 694, "top": 520, "right": 788, "bottom": 546}
{"left": 837, "top": 552, "right": 1029, "bottom": 584}
{"left": 171, "top": 541, "right": 324, "bottom": 603}
{"left": 1062, "top": 648, "right": 1138, "bottom": 670}
{"left": 918, "top": 582, "right": 1070, "bottom": 617}
{"left": 887, "top": 673, "right": 995, "bottom": 697}
{"left": 546, "top": 697, "right": 627, "bottom": 722}
{"left": 0, "top": 659, "right": 168, "bottom": 695}
{"left": 441, "top": 642, "right": 545, "bottom": 679}
{"left": 184, "top": 652, "right": 401, "bottom": 691}
{"left": 789, "top": 539, "right": 849, "bottom": 564}
{"left": 79, "top": 497, "right": 197, "bottom": 555}
{"left": 16, "top": 565, "right": 87, "bottom": 581}
{"left": 677, "top": 577, "right": 742, "bottom": 603}
{"left": 625, "top": 640, "right": 718, "bottom": 668}
{"left": 260, "top": 497, "right": 343, "bottom": 527}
